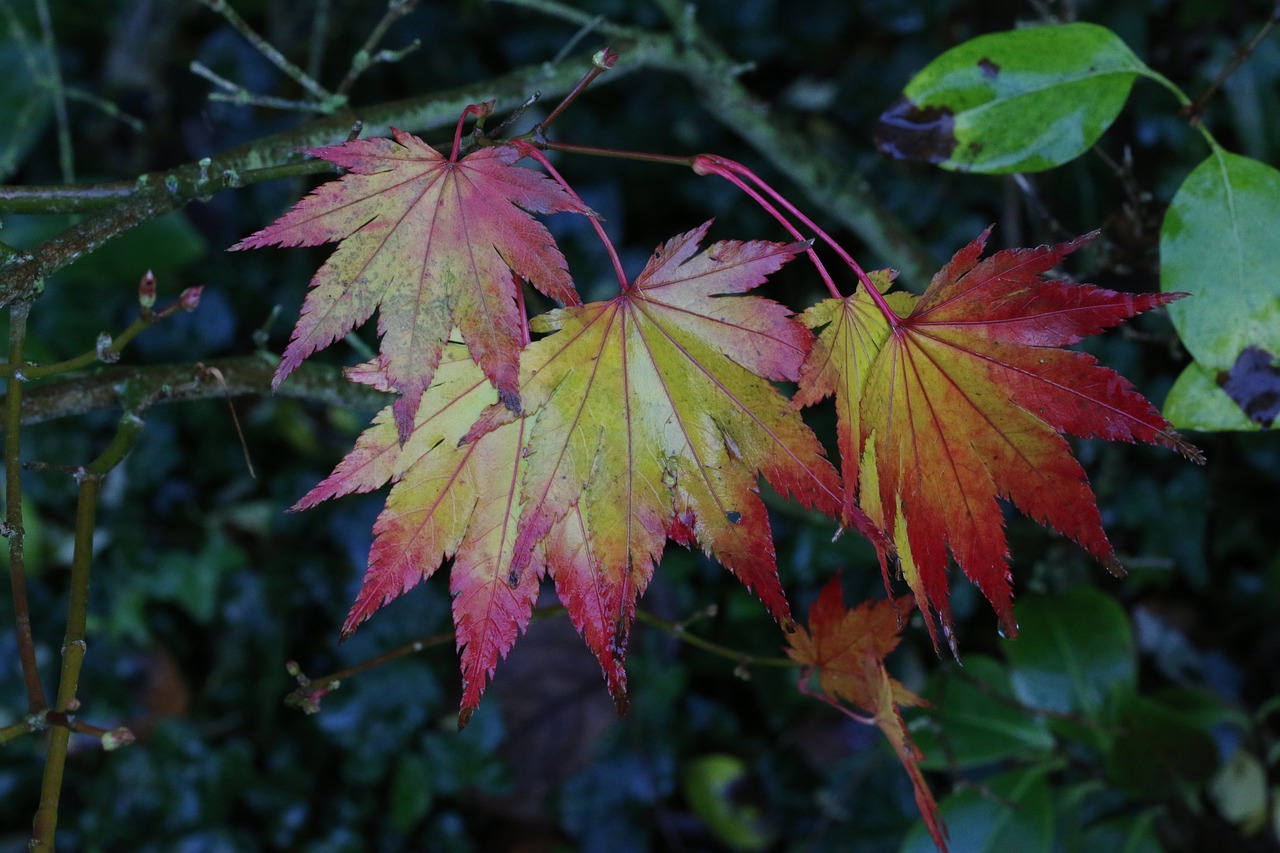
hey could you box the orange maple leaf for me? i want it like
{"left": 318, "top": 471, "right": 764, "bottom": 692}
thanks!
{"left": 786, "top": 577, "right": 945, "bottom": 852}
{"left": 232, "top": 119, "right": 592, "bottom": 439}
{"left": 796, "top": 231, "right": 1201, "bottom": 646}
{"left": 465, "top": 221, "right": 877, "bottom": 702}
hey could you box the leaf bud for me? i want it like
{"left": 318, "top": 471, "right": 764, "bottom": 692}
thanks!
{"left": 138, "top": 270, "right": 157, "bottom": 310}
{"left": 179, "top": 286, "right": 203, "bottom": 312}
{"left": 101, "top": 726, "right": 136, "bottom": 751}
{"left": 593, "top": 48, "right": 618, "bottom": 70}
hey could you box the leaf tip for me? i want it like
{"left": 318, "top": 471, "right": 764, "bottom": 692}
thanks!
{"left": 612, "top": 689, "right": 630, "bottom": 718}
{"left": 1102, "top": 552, "right": 1126, "bottom": 578}
{"left": 457, "top": 705, "right": 474, "bottom": 731}
{"left": 498, "top": 387, "right": 522, "bottom": 415}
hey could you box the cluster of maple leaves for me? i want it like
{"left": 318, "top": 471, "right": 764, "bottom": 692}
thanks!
{"left": 233, "top": 99, "right": 1198, "bottom": 849}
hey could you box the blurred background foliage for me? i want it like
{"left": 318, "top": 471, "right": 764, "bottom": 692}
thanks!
{"left": 1, "top": 0, "right": 1278, "bottom": 850}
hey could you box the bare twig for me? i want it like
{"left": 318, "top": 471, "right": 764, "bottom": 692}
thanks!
{"left": 1185, "top": 2, "right": 1280, "bottom": 122}
{"left": 337, "top": 0, "right": 422, "bottom": 97}
{"left": 190, "top": 60, "right": 334, "bottom": 113}
{"left": 194, "top": 0, "right": 336, "bottom": 105}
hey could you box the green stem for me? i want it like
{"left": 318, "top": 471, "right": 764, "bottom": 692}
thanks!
{"left": 31, "top": 413, "right": 143, "bottom": 849}
{"left": 30, "top": 476, "right": 97, "bottom": 847}
{"left": 2, "top": 313, "right": 152, "bottom": 381}
{"left": 0, "top": 717, "right": 38, "bottom": 745}
{"left": 5, "top": 300, "right": 46, "bottom": 712}
{"left": 635, "top": 610, "right": 796, "bottom": 669}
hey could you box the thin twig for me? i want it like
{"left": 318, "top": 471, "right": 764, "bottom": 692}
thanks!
{"left": 635, "top": 609, "right": 796, "bottom": 669}
{"left": 5, "top": 301, "right": 46, "bottom": 713}
{"left": 190, "top": 60, "right": 333, "bottom": 113}
{"left": 337, "top": 0, "right": 422, "bottom": 97}
{"left": 194, "top": 0, "right": 334, "bottom": 104}
{"left": 489, "top": 0, "right": 637, "bottom": 38}
{"left": 64, "top": 87, "right": 145, "bottom": 133}
{"left": 1185, "top": 2, "right": 1280, "bottom": 122}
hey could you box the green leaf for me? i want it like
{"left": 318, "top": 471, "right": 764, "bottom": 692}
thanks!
{"left": 1162, "top": 150, "right": 1280, "bottom": 371}
{"left": 1004, "top": 588, "right": 1135, "bottom": 717}
{"left": 911, "top": 656, "right": 1055, "bottom": 770}
{"left": 1104, "top": 689, "right": 1219, "bottom": 797}
{"left": 683, "top": 754, "right": 772, "bottom": 850}
{"left": 1165, "top": 361, "right": 1262, "bottom": 432}
{"left": 1079, "top": 812, "right": 1162, "bottom": 853}
{"left": 389, "top": 754, "right": 433, "bottom": 832}
{"left": 876, "top": 23, "right": 1146, "bottom": 173}
{"left": 899, "top": 766, "right": 1054, "bottom": 853}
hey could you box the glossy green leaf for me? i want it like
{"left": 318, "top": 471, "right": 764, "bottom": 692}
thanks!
{"left": 1104, "top": 690, "right": 1219, "bottom": 797}
{"left": 912, "top": 656, "right": 1054, "bottom": 770}
{"left": 1004, "top": 588, "right": 1135, "bottom": 717}
{"left": 1165, "top": 361, "right": 1262, "bottom": 432}
{"left": 1162, "top": 150, "right": 1280, "bottom": 371}
{"left": 899, "top": 766, "right": 1054, "bottom": 853}
{"left": 876, "top": 23, "right": 1146, "bottom": 173}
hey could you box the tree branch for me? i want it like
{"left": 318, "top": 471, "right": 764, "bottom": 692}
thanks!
{"left": 5, "top": 356, "right": 390, "bottom": 428}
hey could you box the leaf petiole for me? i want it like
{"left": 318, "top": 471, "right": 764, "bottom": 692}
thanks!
{"left": 538, "top": 46, "right": 618, "bottom": 132}
{"left": 515, "top": 140, "right": 631, "bottom": 292}
{"left": 693, "top": 155, "right": 902, "bottom": 326}
{"left": 450, "top": 101, "right": 495, "bottom": 161}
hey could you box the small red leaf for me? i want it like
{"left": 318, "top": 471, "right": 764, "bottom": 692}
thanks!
{"left": 787, "top": 577, "right": 946, "bottom": 852}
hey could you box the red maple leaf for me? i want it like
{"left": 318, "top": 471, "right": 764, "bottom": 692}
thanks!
{"left": 796, "top": 231, "right": 1201, "bottom": 646}
{"left": 231, "top": 116, "right": 592, "bottom": 438}
{"left": 786, "top": 577, "right": 945, "bottom": 852}
{"left": 465, "top": 221, "right": 875, "bottom": 702}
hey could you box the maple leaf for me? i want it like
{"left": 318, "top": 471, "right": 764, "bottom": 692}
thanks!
{"left": 796, "top": 230, "right": 1201, "bottom": 646}
{"left": 231, "top": 121, "right": 592, "bottom": 439}
{"left": 465, "top": 221, "right": 874, "bottom": 702}
{"left": 295, "top": 342, "right": 541, "bottom": 720}
{"left": 786, "top": 577, "right": 944, "bottom": 852}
